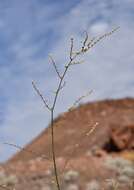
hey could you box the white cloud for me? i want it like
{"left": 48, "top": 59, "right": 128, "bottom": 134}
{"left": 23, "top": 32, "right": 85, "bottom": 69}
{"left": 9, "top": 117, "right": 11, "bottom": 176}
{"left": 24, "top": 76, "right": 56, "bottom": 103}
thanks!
{"left": 90, "top": 22, "right": 109, "bottom": 34}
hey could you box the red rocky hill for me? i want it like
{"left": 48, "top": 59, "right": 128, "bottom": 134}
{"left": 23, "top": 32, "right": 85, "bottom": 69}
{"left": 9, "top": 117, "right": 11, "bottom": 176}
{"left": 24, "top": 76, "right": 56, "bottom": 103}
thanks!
{"left": 9, "top": 98, "right": 134, "bottom": 162}
{"left": 0, "top": 98, "right": 134, "bottom": 190}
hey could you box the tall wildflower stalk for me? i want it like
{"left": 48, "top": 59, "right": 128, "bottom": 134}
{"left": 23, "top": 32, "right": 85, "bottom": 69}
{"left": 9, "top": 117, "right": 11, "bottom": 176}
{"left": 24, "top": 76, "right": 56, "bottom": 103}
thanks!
{"left": 32, "top": 27, "right": 119, "bottom": 190}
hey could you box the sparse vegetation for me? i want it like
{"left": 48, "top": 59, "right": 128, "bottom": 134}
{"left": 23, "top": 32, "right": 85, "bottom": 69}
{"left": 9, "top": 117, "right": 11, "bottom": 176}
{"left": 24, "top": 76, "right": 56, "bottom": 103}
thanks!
{"left": 104, "top": 156, "right": 134, "bottom": 189}
{"left": 0, "top": 170, "right": 17, "bottom": 189}
{"left": 63, "top": 170, "right": 79, "bottom": 183}
{"left": 85, "top": 180, "right": 100, "bottom": 190}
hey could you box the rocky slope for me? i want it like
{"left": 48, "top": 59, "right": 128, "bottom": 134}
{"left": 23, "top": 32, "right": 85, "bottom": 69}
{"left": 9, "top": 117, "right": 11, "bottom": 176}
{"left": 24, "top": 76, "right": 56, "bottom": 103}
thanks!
{"left": 0, "top": 98, "right": 134, "bottom": 190}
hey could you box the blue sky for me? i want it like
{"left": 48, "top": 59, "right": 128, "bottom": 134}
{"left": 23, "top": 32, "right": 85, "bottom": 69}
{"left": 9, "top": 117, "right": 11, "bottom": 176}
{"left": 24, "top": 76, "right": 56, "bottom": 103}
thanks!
{"left": 0, "top": 0, "right": 134, "bottom": 162}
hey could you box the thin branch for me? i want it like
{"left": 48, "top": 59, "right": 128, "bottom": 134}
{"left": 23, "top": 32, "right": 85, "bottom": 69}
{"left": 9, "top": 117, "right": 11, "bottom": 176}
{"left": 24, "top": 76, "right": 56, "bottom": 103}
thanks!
{"left": 70, "top": 38, "right": 74, "bottom": 61}
{"left": 68, "top": 90, "right": 93, "bottom": 111}
{"left": 59, "top": 81, "right": 66, "bottom": 91}
{"left": 49, "top": 55, "right": 62, "bottom": 79}
{"left": 3, "top": 142, "right": 50, "bottom": 161}
{"left": 87, "top": 37, "right": 96, "bottom": 48}
{"left": 81, "top": 31, "right": 88, "bottom": 52}
{"left": 74, "top": 27, "right": 120, "bottom": 55}
{"left": 70, "top": 60, "right": 84, "bottom": 66}
{"left": 87, "top": 27, "right": 120, "bottom": 50}
{"left": 32, "top": 81, "right": 51, "bottom": 111}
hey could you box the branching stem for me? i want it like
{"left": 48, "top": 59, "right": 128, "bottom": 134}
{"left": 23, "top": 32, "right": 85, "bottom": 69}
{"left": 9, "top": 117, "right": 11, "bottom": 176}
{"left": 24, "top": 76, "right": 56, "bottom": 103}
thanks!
{"left": 32, "top": 28, "right": 119, "bottom": 190}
